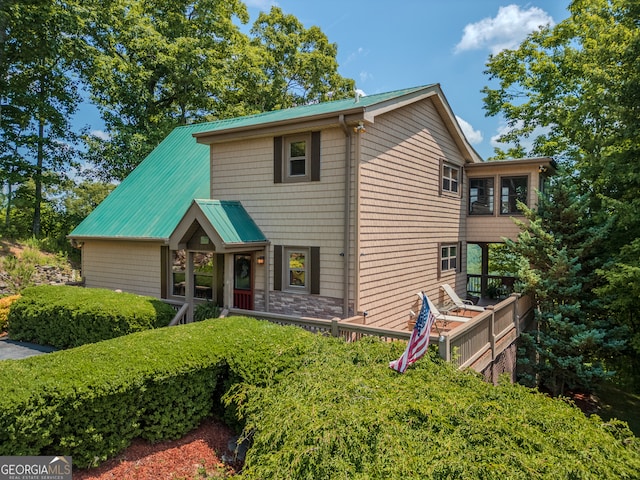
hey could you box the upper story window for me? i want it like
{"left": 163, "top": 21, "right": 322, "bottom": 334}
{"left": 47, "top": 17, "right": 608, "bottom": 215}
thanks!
{"left": 500, "top": 176, "right": 528, "bottom": 214}
{"left": 286, "top": 136, "right": 310, "bottom": 180}
{"left": 469, "top": 177, "right": 494, "bottom": 215}
{"left": 274, "top": 132, "right": 321, "bottom": 183}
{"left": 442, "top": 163, "right": 459, "bottom": 194}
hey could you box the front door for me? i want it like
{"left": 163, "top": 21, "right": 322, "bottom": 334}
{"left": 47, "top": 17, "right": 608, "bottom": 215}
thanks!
{"left": 233, "top": 254, "right": 253, "bottom": 309}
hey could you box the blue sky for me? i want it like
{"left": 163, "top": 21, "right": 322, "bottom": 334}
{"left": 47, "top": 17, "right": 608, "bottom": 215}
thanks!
{"left": 79, "top": 1, "right": 571, "bottom": 161}
{"left": 242, "top": 0, "right": 571, "bottom": 159}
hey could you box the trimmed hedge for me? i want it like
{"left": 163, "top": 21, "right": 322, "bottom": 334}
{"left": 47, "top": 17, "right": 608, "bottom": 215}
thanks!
{"left": 1, "top": 317, "right": 638, "bottom": 476}
{"left": 7, "top": 285, "right": 176, "bottom": 348}
{"left": 230, "top": 337, "right": 640, "bottom": 479}
{"left": 0, "top": 318, "right": 312, "bottom": 467}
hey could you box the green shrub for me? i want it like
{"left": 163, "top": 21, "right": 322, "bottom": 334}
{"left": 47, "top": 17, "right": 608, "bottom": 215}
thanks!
{"left": 7, "top": 285, "right": 176, "bottom": 348}
{"left": 1, "top": 254, "right": 35, "bottom": 293}
{"left": 194, "top": 300, "right": 221, "bottom": 322}
{"left": 226, "top": 337, "right": 640, "bottom": 480}
{"left": 1, "top": 317, "right": 639, "bottom": 476}
{"left": 0, "top": 317, "right": 312, "bottom": 467}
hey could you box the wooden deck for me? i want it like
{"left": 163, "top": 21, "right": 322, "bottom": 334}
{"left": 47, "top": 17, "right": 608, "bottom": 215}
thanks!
{"left": 165, "top": 293, "right": 534, "bottom": 377}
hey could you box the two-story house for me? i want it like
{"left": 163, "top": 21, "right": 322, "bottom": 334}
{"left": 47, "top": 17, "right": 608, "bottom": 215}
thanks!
{"left": 69, "top": 84, "right": 554, "bottom": 330}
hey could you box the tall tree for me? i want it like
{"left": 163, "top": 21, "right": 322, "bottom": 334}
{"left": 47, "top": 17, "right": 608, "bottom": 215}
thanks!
{"left": 483, "top": 0, "right": 640, "bottom": 238}
{"left": 80, "top": 2, "right": 356, "bottom": 181}
{"left": 247, "top": 7, "right": 355, "bottom": 111}
{"left": 482, "top": 0, "right": 640, "bottom": 386}
{"left": 80, "top": 0, "right": 251, "bottom": 181}
{"left": 1, "top": 0, "right": 81, "bottom": 236}
{"left": 507, "top": 179, "right": 624, "bottom": 395}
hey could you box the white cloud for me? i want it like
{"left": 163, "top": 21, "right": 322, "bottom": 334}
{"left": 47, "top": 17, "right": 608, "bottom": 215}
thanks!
{"left": 91, "top": 130, "right": 111, "bottom": 141}
{"left": 359, "top": 71, "right": 373, "bottom": 83}
{"left": 456, "top": 116, "right": 483, "bottom": 144}
{"left": 345, "top": 47, "right": 368, "bottom": 66}
{"left": 455, "top": 5, "right": 554, "bottom": 55}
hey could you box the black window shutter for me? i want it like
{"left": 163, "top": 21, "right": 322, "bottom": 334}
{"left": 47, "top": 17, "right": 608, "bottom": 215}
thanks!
{"left": 310, "top": 246, "right": 320, "bottom": 294}
{"left": 274, "top": 245, "right": 282, "bottom": 291}
{"left": 311, "top": 131, "right": 321, "bottom": 181}
{"left": 437, "top": 242, "right": 442, "bottom": 279}
{"left": 274, "top": 136, "right": 283, "bottom": 184}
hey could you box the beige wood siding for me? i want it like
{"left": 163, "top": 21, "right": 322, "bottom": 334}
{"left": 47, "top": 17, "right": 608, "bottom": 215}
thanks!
{"left": 210, "top": 128, "right": 352, "bottom": 301}
{"left": 466, "top": 161, "right": 547, "bottom": 243}
{"left": 357, "top": 97, "right": 468, "bottom": 329}
{"left": 81, "top": 240, "right": 162, "bottom": 297}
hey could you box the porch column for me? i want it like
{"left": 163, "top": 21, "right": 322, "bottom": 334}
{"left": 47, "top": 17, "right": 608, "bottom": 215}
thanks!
{"left": 186, "top": 250, "right": 194, "bottom": 322}
{"left": 223, "top": 253, "right": 234, "bottom": 308}
{"left": 263, "top": 246, "right": 270, "bottom": 312}
{"left": 480, "top": 243, "right": 489, "bottom": 299}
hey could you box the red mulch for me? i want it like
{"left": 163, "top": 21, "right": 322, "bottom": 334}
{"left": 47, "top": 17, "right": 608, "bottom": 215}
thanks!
{"left": 73, "top": 418, "right": 242, "bottom": 480}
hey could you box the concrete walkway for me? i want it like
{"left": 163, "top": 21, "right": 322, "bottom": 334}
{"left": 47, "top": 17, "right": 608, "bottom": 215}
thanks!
{"left": 0, "top": 337, "right": 57, "bottom": 360}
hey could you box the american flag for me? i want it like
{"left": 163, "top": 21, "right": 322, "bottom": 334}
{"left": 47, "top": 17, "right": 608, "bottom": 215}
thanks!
{"left": 389, "top": 292, "right": 437, "bottom": 373}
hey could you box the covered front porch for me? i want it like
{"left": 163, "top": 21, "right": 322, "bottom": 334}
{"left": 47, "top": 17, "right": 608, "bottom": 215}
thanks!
{"left": 168, "top": 199, "right": 269, "bottom": 322}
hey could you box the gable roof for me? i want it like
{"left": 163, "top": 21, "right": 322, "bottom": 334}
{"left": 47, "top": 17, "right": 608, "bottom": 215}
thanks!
{"left": 169, "top": 199, "right": 268, "bottom": 251}
{"left": 192, "top": 85, "right": 430, "bottom": 136}
{"left": 70, "top": 84, "right": 482, "bottom": 241}
{"left": 193, "top": 84, "right": 482, "bottom": 163}
{"left": 69, "top": 122, "right": 215, "bottom": 240}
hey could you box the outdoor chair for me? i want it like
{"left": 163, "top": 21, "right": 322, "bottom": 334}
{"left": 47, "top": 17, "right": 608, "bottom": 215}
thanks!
{"left": 441, "top": 284, "right": 485, "bottom": 313}
{"left": 413, "top": 292, "right": 472, "bottom": 325}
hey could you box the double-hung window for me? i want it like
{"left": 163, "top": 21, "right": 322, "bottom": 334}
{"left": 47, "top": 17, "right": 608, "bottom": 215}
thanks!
{"left": 286, "top": 136, "right": 309, "bottom": 180}
{"left": 274, "top": 132, "right": 320, "bottom": 183}
{"left": 442, "top": 163, "right": 459, "bottom": 194}
{"left": 285, "top": 248, "right": 308, "bottom": 292}
{"left": 274, "top": 245, "right": 320, "bottom": 294}
{"left": 441, "top": 244, "right": 458, "bottom": 272}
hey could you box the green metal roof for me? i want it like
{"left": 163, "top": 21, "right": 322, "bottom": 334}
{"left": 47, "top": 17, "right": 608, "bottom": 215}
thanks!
{"left": 192, "top": 85, "right": 436, "bottom": 135}
{"left": 194, "top": 199, "right": 267, "bottom": 244}
{"left": 70, "top": 122, "right": 217, "bottom": 240}
{"left": 70, "top": 84, "right": 444, "bottom": 240}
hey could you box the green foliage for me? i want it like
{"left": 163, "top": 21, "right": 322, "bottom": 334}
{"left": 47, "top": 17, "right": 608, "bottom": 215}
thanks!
{"left": 1, "top": 317, "right": 639, "bottom": 474}
{"left": 482, "top": 0, "right": 640, "bottom": 388}
{"left": 596, "top": 238, "right": 640, "bottom": 382}
{"left": 506, "top": 179, "right": 624, "bottom": 395}
{"left": 0, "top": 317, "right": 312, "bottom": 467}
{"left": 79, "top": 1, "right": 355, "bottom": 181}
{"left": 0, "top": 0, "right": 83, "bottom": 236}
{"left": 194, "top": 301, "right": 221, "bottom": 322}
{"left": 247, "top": 7, "right": 355, "bottom": 112}
{"left": 225, "top": 333, "right": 640, "bottom": 479}
{"left": 8, "top": 285, "right": 175, "bottom": 348}
{"left": 1, "top": 254, "right": 35, "bottom": 293}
